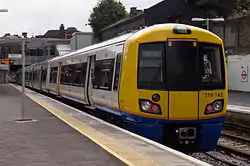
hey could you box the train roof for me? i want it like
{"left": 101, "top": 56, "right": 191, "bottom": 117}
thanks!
{"left": 128, "top": 23, "right": 222, "bottom": 43}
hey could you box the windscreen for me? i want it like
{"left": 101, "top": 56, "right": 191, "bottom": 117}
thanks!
{"left": 137, "top": 41, "right": 225, "bottom": 91}
{"left": 167, "top": 41, "right": 198, "bottom": 90}
{"left": 198, "top": 42, "right": 225, "bottom": 90}
{"left": 138, "top": 42, "right": 165, "bottom": 90}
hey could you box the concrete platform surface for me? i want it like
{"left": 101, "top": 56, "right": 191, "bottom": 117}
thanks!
{"left": 0, "top": 84, "right": 126, "bottom": 166}
{"left": 228, "top": 91, "right": 250, "bottom": 107}
{"left": 10, "top": 84, "right": 211, "bottom": 166}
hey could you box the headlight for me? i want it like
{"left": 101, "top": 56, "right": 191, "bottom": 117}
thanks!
{"left": 213, "top": 100, "right": 223, "bottom": 111}
{"left": 139, "top": 99, "right": 162, "bottom": 115}
{"left": 205, "top": 100, "right": 224, "bottom": 115}
{"left": 141, "top": 101, "right": 151, "bottom": 111}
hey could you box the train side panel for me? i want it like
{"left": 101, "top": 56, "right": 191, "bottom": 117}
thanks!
{"left": 91, "top": 44, "right": 123, "bottom": 116}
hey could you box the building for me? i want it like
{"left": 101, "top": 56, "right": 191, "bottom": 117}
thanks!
{"left": 144, "top": 0, "right": 205, "bottom": 26}
{"left": 0, "top": 34, "right": 93, "bottom": 74}
{"left": 70, "top": 32, "right": 93, "bottom": 51}
{"left": 0, "top": 35, "right": 71, "bottom": 73}
{"left": 101, "top": 7, "right": 145, "bottom": 41}
{"left": 36, "top": 24, "right": 79, "bottom": 39}
{"left": 101, "top": 0, "right": 206, "bottom": 41}
{"left": 0, "top": 23, "right": 95, "bottom": 81}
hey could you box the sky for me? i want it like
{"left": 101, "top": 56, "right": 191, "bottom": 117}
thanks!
{"left": 0, "top": 0, "right": 162, "bottom": 37}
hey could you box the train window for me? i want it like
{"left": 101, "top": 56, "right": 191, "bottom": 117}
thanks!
{"left": 33, "top": 70, "right": 36, "bottom": 82}
{"left": 41, "top": 68, "right": 47, "bottom": 83}
{"left": 34, "top": 70, "right": 39, "bottom": 83}
{"left": 198, "top": 42, "right": 225, "bottom": 90}
{"left": 28, "top": 71, "right": 31, "bottom": 81}
{"left": 71, "top": 63, "right": 87, "bottom": 87}
{"left": 60, "top": 66, "right": 66, "bottom": 84}
{"left": 32, "top": 69, "right": 36, "bottom": 82}
{"left": 71, "top": 64, "right": 81, "bottom": 86}
{"left": 113, "top": 53, "right": 122, "bottom": 91}
{"left": 167, "top": 41, "right": 198, "bottom": 90}
{"left": 49, "top": 67, "right": 58, "bottom": 83}
{"left": 33, "top": 70, "right": 35, "bottom": 82}
{"left": 61, "top": 63, "right": 87, "bottom": 87}
{"left": 33, "top": 69, "right": 36, "bottom": 82}
{"left": 25, "top": 72, "right": 28, "bottom": 81}
{"left": 138, "top": 42, "right": 165, "bottom": 90}
{"left": 93, "top": 59, "right": 115, "bottom": 91}
{"left": 26, "top": 71, "right": 28, "bottom": 81}
{"left": 61, "top": 65, "right": 73, "bottom": 85}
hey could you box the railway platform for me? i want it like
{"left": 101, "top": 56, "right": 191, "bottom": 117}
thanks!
{"left": 227, "top": 91, "right": 250, "bottom": 114}
{"left": 226, "top": 91, "right": 250, "bottom": 129}
{"left": 0, "top": 84, "right": 211, "bottom": 166}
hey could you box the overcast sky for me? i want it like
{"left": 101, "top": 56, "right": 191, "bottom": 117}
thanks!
{"left": 0, "top": 0, "right": 162, "bottom": 37}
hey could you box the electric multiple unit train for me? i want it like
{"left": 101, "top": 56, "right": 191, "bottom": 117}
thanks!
{"left": 16, "top": 23, "right": 228, "bottom": 152}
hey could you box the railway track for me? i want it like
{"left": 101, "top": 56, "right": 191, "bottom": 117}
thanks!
{"left": 204, "top": 151, "right": 243, "bottom": 166}
{"left": 191, "top": 122, "right": 250, "bottom": 166}
{"left": 201, "top": 141, "right": 250, "bottom": 166}
{"left": 223, "top": 121, "right": 250, "bottom": 133}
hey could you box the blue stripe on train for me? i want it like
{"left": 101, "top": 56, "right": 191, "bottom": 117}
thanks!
{"left": 61, "top": 94, "right": 87, "bottom": 105}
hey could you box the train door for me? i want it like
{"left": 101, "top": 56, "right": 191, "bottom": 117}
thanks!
{"left": 84, "top": 55, "right": 95, "bottom": 108}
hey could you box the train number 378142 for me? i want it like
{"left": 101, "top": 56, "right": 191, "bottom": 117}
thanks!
{"left": 204, "top": 92, "right": 223, "bottom": 98}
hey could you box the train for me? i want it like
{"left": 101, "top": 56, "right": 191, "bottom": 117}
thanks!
{"left": 16, "top": 23, "right": 228, "bottom": 152}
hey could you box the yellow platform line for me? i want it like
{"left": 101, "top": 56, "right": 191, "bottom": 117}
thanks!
{"left": 11, "top": 84, "right": 161, "bottom": 166}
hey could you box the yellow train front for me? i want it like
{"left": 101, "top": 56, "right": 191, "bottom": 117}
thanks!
{"left": 119, "top": 24, "right": 228, "bottom": 152}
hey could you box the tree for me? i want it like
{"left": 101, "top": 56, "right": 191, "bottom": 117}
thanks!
{"left": 88, "top": 0, "right": 128, "bottom": 40}
{"left": 194, "top": 0, "right": 249, "bottom": 19}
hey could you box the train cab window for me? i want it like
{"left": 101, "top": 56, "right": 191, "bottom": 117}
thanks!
{"left": 93, "top": 59, "right": 114, "bottom": 91}
{"left": 167, "top": 41, "right": 199, "bottom": 90}
{"left": 198, "top": 43, "right": 225, "bottom": 89}
{"left": 113, "top": 53, "right": 122, "bottom": 91}
{"left": 49, "top": 67, "right": 58, "bottom": 83}
{"left": 138, "top": 42, "right": 165, "bottom": 90}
